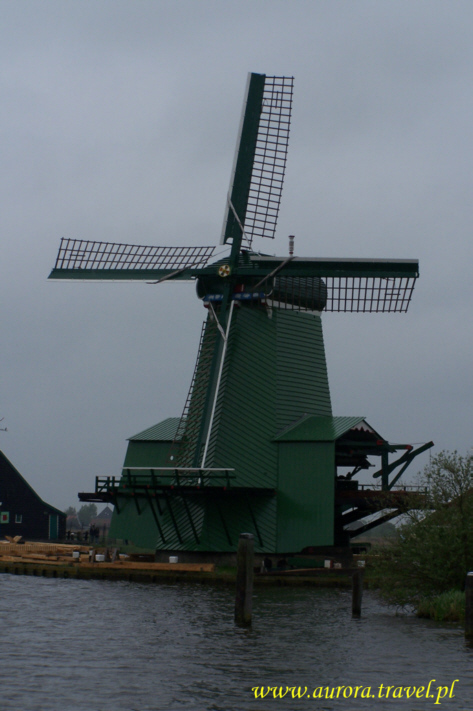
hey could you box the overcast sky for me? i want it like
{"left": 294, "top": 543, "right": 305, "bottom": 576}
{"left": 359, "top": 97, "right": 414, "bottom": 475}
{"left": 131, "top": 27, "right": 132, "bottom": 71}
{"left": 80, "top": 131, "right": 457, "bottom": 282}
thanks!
{"left": 1, "top": 0, "right": 473, "bottom": 510}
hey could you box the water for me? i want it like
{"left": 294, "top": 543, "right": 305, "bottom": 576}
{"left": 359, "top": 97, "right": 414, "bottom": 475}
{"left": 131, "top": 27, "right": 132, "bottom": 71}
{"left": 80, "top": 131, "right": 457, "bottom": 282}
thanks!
{"left": 1, "top": 575, "right": 471, "bottom": 710}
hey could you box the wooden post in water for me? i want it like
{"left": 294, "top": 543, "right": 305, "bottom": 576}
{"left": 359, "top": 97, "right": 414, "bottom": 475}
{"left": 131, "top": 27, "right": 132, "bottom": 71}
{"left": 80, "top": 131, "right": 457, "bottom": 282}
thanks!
{"left": 465, "top": 572, "right": 473, "bottom": 639}
{"left": 234, "top": 533, "right": 254, "bottom": 626}
{"left": 352, "top": 569, "right": 364, "bottom": 617}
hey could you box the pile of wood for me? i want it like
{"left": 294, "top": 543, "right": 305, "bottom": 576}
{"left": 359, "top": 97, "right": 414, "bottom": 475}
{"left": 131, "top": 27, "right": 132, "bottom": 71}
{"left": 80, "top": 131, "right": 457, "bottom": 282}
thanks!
{"left": 0, "top": 540, "right": 214, "bottom": 572}
{"left": 0, "top": 540, "right": 89, "bottom": 564}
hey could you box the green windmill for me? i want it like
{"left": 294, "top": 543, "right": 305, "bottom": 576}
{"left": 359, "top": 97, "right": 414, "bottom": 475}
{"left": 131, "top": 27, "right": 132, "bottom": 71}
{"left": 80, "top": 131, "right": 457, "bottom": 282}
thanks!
{"left": 50, "top": 73, "right": 432, "bottom": 555}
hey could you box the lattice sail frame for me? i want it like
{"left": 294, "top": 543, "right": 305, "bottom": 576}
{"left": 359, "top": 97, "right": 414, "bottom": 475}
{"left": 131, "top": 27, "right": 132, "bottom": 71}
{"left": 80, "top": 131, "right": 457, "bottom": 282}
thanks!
{"left": 221, "top": 74, "right": 294, "bottom": 249}
{"left": 243, "top": 75, "right": 293, "bottom": 245}
{"left": 243, "top": 256, "right": 419, "bottom": 313}
{"left": 324, "top": 275, "right": 416, "bottom": 313}
{"left": 271, "top": 275, "right": 417, "bottom": 313}
{"left": 54, "top": 238, "right": 215, "bottom": 271}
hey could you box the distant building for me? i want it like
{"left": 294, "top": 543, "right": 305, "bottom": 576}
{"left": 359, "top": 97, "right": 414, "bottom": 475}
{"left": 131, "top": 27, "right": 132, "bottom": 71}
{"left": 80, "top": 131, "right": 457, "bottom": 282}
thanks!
{"left": 90, "top": 505, "right": 113, "bottom": 535}
{"left": 0, "top": 451, "right": 66, "bottom": 540}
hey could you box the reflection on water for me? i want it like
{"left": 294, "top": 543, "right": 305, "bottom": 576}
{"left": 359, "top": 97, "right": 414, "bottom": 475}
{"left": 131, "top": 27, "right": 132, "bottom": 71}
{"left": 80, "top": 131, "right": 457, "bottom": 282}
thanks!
{"left": 1, "top": 575, "right": 471, "bottom": 710}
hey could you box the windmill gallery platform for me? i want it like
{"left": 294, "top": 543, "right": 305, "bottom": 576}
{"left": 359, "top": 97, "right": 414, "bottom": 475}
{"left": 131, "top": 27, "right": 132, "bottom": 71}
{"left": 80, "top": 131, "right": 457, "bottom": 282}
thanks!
{"left": 49, "top": 73, "right": 433, "bottom": 559}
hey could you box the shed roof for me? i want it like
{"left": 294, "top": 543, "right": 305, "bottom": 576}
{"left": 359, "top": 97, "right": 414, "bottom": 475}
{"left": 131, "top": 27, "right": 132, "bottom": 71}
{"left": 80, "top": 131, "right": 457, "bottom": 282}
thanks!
{"left": 274, "top": 415, "right": 383, "bottom": 442}
{"left": 128, "top": 417, "right": 181, "bottom": 442}
{"left": 0, "top": 450, "right": 65, "bottom": 517}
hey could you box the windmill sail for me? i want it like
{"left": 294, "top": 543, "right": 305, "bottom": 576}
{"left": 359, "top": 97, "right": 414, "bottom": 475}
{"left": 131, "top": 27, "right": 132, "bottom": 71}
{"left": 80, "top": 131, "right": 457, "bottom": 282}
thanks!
{"left": 221, "top": 73, "right": 293, "bottom": 249}
{"left": 249, "top": 256, "right": 419, "bottom": 313}
{"left": 49, "top": 238, "right": 215, "bottom": 281}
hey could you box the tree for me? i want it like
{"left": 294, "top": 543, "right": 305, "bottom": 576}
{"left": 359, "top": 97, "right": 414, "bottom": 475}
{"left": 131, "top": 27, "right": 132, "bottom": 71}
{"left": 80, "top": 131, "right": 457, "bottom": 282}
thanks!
{"left": 77, "top": 503, "right": 98, "bottom": 528}
{"left": 64, "top": 506, "right": 77, "bottom": 516}
{"left": 373, "top": 450, "right": 473, "bottom": 606}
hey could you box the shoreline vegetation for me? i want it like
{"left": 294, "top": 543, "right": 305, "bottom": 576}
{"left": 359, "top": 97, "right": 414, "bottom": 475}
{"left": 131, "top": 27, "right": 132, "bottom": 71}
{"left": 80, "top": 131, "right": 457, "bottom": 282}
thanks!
{"left": 415, "top": 590, "right": 465, "bottom": 623}
{"left": 363, "top": 450, "right": 473, "bottom": 626}
{"left": 365, "top": 554, "right": 466, "bottom": 623}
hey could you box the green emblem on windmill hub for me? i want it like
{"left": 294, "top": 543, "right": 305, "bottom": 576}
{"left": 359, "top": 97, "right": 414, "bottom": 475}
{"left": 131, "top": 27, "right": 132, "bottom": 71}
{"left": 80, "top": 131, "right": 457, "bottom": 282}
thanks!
{"left": 49, "top": 72, "right": 430, "bottom": 556}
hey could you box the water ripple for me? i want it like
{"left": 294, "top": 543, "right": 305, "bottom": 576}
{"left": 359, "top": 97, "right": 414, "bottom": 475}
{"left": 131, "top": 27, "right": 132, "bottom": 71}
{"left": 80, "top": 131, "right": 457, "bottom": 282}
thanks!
{"left": 0, "top": 575, "right": 471, "bottom": 710}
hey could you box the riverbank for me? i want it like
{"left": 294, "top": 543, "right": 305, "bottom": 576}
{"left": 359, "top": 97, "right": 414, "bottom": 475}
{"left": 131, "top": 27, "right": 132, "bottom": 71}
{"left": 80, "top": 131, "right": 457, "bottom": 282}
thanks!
{"left": 0, "top": 560, "right": 362, "bottom": 586}
{"left": 0, "top": 541, "right": 362, "bottom": 586}
{"left": 1, "top": 542, "right": 467, "bottom": 626}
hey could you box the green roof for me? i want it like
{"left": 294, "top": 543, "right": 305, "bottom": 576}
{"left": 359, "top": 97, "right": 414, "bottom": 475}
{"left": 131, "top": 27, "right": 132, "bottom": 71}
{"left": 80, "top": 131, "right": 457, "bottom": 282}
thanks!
{"left": 128, "top": 417, "right": 181, "bottom": 442}
{"left": 274, "top": 415, "right": 375, "bottom": 442}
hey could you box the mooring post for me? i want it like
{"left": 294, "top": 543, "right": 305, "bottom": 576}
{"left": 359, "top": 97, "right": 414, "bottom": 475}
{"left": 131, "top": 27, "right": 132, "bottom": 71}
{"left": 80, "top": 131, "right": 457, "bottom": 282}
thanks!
{"left": 352, "top": 569, "right": 364, "bottom": 617}
{"left": 234, "top": 533, "right": 254, "bottom": 626}
{"left": 465, "top": 572, "right": 473, "bottom": 639}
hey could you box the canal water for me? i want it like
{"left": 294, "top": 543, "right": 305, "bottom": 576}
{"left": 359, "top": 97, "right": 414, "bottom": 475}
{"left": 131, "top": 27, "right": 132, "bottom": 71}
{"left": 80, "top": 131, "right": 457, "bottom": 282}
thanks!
{"left": 1, "top": 574, "right": 471, "bottom": 710}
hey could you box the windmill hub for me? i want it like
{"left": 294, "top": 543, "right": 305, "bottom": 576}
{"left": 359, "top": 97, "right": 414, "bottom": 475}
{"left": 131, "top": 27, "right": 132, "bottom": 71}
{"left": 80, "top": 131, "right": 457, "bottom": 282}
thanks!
{"left": 196, "top": 252, "right": 328, "bottom": 311}
{"left": 195, "top": 275, "right": 271, "bottom": 304}
{"left": 196, "top": 272, "right": 328, "bottom": 312}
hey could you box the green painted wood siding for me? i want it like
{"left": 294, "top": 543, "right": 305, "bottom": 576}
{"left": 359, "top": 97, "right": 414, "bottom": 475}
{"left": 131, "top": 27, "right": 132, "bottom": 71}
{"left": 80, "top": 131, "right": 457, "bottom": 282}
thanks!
{"left": 276, "top": 311, "right": 332, "bottom": 431}
{"left": 205, "top": 306, "right": 278, "bottom": 489}
{"left": 108, "top": 492, "right": 276, "bottom": 552}
{"left": 110, "top": 305, "right": 334, "bottom": 553}
{"left": 123, "top": 441, "right": 172, "bottom": 468}
{"left": 206, "top": 307, "right": 332, "bottom": 488}
{"left": 277, "top": 442, "right": 335, "bottom": 550}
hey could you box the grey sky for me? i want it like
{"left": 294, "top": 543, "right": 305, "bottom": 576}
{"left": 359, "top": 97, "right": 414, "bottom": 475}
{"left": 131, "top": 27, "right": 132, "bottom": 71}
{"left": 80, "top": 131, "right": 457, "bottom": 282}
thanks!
{"left": 2, "top": 0, "right": 472, "bottom": 509}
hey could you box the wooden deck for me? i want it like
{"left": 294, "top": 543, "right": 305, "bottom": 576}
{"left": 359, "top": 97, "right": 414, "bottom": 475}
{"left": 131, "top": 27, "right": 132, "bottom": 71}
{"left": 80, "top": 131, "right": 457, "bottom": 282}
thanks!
{"left": 0, "top": 541, "right": 215, "bottom": 580}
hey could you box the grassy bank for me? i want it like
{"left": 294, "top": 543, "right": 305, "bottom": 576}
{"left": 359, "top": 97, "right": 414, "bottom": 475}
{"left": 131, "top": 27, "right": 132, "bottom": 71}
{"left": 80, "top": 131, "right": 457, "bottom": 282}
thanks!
{"left": 416, "top": 590, "right": 465, "bottom": 623}
{"left": 362, "top": 553, "right": 466, "bottom": 623}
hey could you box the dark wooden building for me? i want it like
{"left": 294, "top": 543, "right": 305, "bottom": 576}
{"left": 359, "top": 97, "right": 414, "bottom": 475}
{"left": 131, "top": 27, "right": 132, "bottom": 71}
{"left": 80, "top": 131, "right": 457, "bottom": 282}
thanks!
{"left": 0, "top": 451, "right": 66, "bottom": 540}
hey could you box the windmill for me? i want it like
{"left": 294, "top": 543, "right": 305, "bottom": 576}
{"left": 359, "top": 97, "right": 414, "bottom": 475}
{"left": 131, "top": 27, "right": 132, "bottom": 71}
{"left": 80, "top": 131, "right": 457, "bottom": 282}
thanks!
{"left": 50, "top": 73, "right": 432, "bottom": 554}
